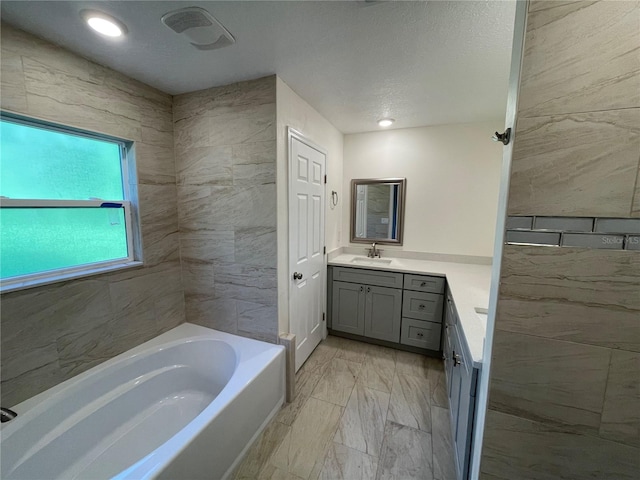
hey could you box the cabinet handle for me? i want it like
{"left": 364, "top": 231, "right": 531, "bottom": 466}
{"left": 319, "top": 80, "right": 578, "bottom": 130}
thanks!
{"left": 360, "top": 286, "right": 364, "bottom": 292}
{"left": 418, "top": 304, "right": 426, "bottom": 310}
{"left": 452, "top": 350, "right": 462, "bottom": 367}
{"left": 420, "top": 281, "right": 427, "bottom": 287}
{"left": 416, "top": 332, "right": 424, "bottom": 338}
{"left": 367, "top": 286, "right": 371, "bottom": 293}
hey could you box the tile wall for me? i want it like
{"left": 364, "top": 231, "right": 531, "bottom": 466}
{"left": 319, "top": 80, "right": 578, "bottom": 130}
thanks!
{"left": 173, "top": 76, "right": 279, "bottom": 343}
{"left": 0, "top": 24, "right": 185, "bottom": 406}
{"left": 480, "top": 1, "right": 640, "bottom": 478}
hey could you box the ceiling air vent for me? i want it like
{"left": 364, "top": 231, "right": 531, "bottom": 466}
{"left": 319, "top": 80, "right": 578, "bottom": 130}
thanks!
{"left": 161, "top": 7, "right": 235, "bottom": 51}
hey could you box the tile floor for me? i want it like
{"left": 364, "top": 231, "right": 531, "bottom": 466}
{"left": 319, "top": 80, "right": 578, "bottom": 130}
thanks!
{"left": 234, "top": 335, "right": 457, "bottom": 480}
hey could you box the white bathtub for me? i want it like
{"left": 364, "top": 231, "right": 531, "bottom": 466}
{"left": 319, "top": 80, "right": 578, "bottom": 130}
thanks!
{"left": 0, "top": 323, "right": 286, "bottom": 480}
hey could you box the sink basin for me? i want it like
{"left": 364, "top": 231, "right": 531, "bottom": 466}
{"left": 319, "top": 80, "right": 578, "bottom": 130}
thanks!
{"left": 350, "top": 256, "right": 393, "bottom": 266}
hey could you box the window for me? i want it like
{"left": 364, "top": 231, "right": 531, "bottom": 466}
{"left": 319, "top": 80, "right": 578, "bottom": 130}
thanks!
{"left": 0, "top": 113, "right": 140, "bottom": 291}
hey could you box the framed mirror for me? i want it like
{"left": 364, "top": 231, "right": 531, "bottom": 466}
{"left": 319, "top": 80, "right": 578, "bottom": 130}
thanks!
{"left": 351, "top": 178, "right": 406, "bottom": 245}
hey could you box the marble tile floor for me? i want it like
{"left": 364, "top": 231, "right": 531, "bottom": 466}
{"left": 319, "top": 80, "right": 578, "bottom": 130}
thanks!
{"left": 234, "top": 335, "right": 457, "bottom": 480}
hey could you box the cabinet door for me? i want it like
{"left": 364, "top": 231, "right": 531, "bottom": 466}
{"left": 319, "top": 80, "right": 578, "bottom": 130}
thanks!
{"left": 332, "top": 281, "right": 365, "bottom": 335}
{"left": 449, "top": 323, "right": 477, "bottom": 480}
{"left": 444, "top": 292, "right": 458, "bottom": 402}
{"left": 445, "top": 291, "right": 457, "bottom": 327}
{"left": 448, "top": 324, "right": 464, "bottom": 470}
{"left": 455, "top": 366, "right": 475, "bottom": 480}
{"left": 443, "top": 324, "right": 454, "bottom": 397}
{"left": 449, "top": 350, "right": 462, "bottom": 429}
{"left": 364, "top": 285, "right": 402, "bottom": 342}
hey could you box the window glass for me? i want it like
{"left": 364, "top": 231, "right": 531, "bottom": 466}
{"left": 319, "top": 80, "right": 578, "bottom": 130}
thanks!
{"left": 0, "top": 120, "right": 124, "bottom": 200}
{"left": 0, "top": 114, "right": 136, "bottom": 287}
{"left": 0, "top": 207, "right": 129, "bottom": 279}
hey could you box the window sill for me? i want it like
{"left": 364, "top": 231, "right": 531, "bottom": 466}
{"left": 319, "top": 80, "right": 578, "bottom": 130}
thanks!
{"left": 0, "top": 261, "right": 144, "bottom": 294}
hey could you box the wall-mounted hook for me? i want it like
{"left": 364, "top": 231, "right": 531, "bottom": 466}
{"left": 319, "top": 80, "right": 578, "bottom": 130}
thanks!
{"left": 492, "top": 128, "right": 511, "bottom": 145}
{"left": 330, "top": 190, "right": 339, "bottom": 207}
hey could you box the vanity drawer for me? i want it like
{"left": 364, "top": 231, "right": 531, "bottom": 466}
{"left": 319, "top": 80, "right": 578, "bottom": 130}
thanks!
{"left": 403, "top": 274, "right": 445, "bottom": 294}
{"left": 402, "top": 290, "right": 444, "bottom": 322}
{"left": 332, "top": 267, "right": 403, "bottom": 289}
{"left": 400, "top": 318, "right": 442, "bottom": 350}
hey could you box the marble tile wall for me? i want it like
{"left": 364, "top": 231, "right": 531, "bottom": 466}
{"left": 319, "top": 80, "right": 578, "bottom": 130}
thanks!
{"left": 0, "top": 24, "right": 185, "bottom": 406}
{"left": 173, "top": 76, "right": 278, "bottom": 343}
{"left": 507, "top": 0, "right": 640, "bottom": 218}
{"left": 481, "top": 1, "right": 640, "bottom": 477}
{"left": 508, "top": 111, "right": 640, "bottom": 217}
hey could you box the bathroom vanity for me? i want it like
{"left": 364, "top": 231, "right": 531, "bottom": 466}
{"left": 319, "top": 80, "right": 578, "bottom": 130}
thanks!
{"left": 327, "top": 253, "right": 490, "bottom": 480}
{"left": 328, "top": 266, "right": 444, "bottom": 352}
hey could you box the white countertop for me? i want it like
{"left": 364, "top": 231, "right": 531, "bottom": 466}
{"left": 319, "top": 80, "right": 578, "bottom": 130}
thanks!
{"left": 328, "top": 253, "right": 492, "bottom": 368}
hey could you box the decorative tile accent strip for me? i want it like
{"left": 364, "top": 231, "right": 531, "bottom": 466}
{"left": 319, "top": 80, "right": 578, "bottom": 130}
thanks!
{"left": 506, "top": 216, "right": 640, "bottom": 250}
{"left": 561, "top": 233, "right": 625, "bottom": 250}
{"left": 594, "top": 218, "right": 640, "bottom": 234}
{"left": 505, "top": 231, "right": 561, "bottom": 246}
{"left": 534, "top": 216, "right": 594, "bottom": 232}
{"left": 626, "top": 236, "right": 640, "bottom": 251}
{"left": 506, "top": 216, "right": 533, "bottom": 230}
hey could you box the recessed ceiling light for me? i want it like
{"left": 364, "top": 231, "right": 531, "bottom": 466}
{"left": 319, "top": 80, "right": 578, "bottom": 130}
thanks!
{"left": 81, "top": 10, "right": 128, "bottom": 38}
{"left": 377, "top": 118, "right": 395, "bottom": 127}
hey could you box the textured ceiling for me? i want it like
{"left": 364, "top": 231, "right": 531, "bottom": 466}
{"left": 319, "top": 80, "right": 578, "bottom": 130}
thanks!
{"left": 0, "top": 1, "right": 516, "bottom": 134}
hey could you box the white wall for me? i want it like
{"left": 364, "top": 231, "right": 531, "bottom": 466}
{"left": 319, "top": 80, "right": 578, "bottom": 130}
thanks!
{"left": 276, "top": 77, "right": 344, "bottom": 334}
{"left": 343, "top": 122, "right": 503, "bottom": 257}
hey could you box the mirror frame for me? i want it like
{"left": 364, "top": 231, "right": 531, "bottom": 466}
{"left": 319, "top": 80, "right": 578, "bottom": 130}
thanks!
{"left": 350, "top": 178, "right": 406, "bottom": 245}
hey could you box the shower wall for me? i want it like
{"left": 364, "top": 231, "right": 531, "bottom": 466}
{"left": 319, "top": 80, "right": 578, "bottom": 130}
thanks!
{"left": 173, "top": 76, "right": 278, "bottom": 343}
{"left": 0, "top": 24, "right": 185, "bottom": 407}
{"left": 480, "top": 2, "right": 640, "bottom": 478}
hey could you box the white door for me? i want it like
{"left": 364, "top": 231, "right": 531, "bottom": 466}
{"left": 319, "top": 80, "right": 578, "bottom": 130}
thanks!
{"left": 289, "top": 130, "right": 326, "bottom": 372}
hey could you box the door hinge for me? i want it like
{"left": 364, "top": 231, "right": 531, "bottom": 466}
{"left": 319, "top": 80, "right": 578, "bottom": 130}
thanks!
{"left": 323, "top": 246, "right": 326, "bottom": 255}
{"left": 324, "top": 174, "right": 327, "bottom": 184}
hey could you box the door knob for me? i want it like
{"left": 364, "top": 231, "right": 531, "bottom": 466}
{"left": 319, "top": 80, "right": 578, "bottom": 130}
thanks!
{"left": 293, "top": 272, "right": 303, "bottom": 280}
{"left": 492, "top": 128, "right": 511, "bottom": 145}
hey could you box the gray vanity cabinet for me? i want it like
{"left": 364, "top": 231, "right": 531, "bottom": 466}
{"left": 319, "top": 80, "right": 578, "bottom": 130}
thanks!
{"left": 330, "top": 267, "right": 403, "bottom": 342}
{"left": 443, "top": 289, "right": 479, "bottom": 480}
{"left": 329, "top": 266, "right": 445, "bottom": 353}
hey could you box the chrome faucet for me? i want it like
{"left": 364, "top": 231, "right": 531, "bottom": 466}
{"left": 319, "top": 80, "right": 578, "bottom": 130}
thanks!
{"left": 367, "top": 242, "right": 381, "bottom": 258}
{"left": 1, "top": 407, "right": 17, "bottom": 423}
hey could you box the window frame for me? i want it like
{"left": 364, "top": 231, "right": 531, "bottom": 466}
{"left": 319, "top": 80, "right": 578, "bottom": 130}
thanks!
{"left": 0, "top": 112, "right": 142, "bottom": 293}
